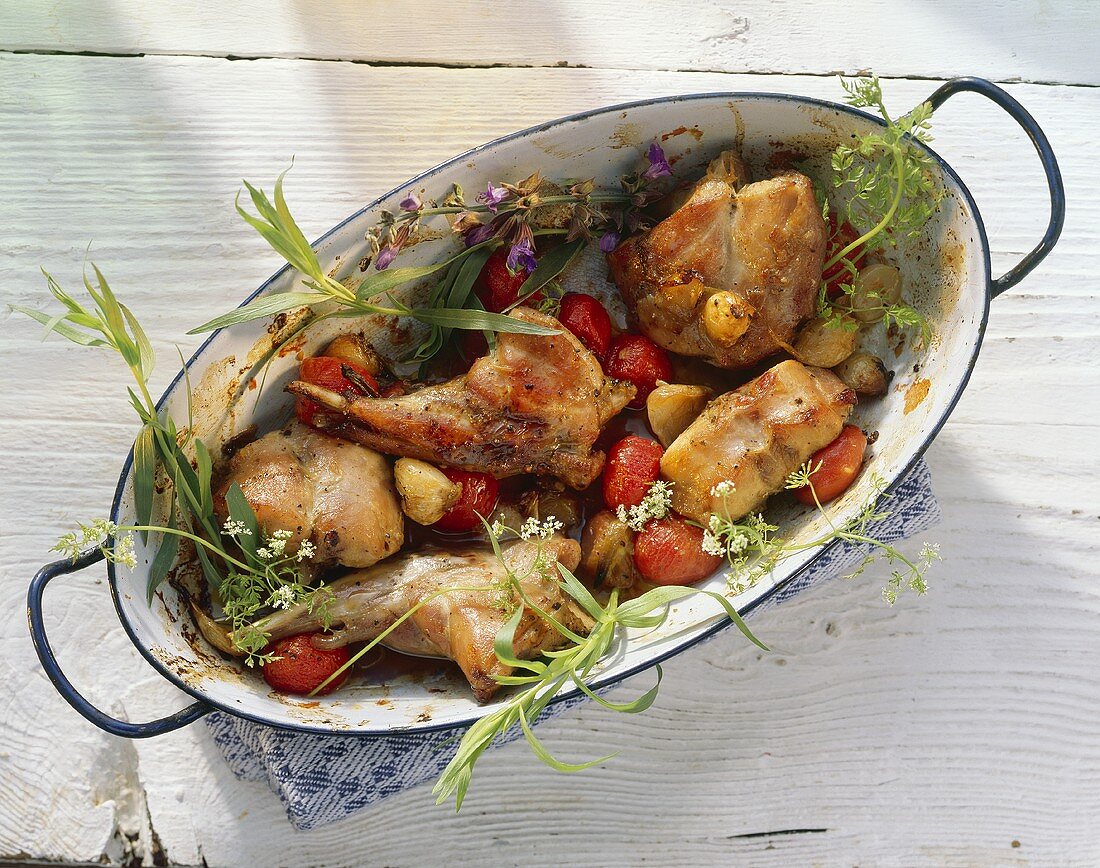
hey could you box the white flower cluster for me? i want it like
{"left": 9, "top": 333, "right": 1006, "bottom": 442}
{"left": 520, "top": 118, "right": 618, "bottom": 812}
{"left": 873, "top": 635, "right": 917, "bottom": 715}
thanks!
{"left": 710, "top": 480, "right": 736, "bottom": 497}
{"left": 700, "top": 514, "right": 750, "bottom": 561}
{"left": 519, "top": 516, "right": 564, "bottom": 541}
{"left": 616, "top": 480, "right": 674, "bottom": 531}
{"left": 296, "top": 539, "right": 317, "bottom": 562}
{"left": 270, "top": 585, "right": 299, "bottom": 610}
{"left": 113, "top": 533, "right": 138, "bottom": 569}
{"left": 256, "top": 528, "right": 294, "bottom": 560}
{"left": 489, "top": 518, "right": 509, "bottom": 538}
{"left": 53, "top": 518, "right": 137, "bottom": 569}
{"left": 700, "top": 529, "right": 725, "bottom": 557}
{"left": 221, "top": 518, "right": 252, "bottom": 538}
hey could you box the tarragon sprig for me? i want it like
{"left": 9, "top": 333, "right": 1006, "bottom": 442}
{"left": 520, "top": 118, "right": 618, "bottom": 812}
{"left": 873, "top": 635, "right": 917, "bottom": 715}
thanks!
{"left": 186, "top": 169, "right": 563, "bottom": 348}
{"left": 14, "top": 268, "right": 225, "bottom": 598}
{"left": 432, "top": 517, "right": 767, "bottom": 810}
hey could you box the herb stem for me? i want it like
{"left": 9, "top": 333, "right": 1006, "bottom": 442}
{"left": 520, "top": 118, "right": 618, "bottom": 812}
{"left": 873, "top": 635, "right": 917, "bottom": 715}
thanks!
{"left": 116, "top": 523, "right": 255, "bottom": 572}
{"left": 823, "top": 142, "right": 907, "bottom": 272}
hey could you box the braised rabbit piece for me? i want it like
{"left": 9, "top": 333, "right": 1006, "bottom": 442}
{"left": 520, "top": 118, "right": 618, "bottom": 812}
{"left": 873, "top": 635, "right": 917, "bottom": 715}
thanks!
{"left": 261, "top": 536, "right": 591, "bottom": 701}
{"left": 662, "top": 360, "right": 856, "bottom": 523}
{"left": 289, "top": 307, "right": 635, "bottom": 489}
{"left": 607, "top": 150, "right": 827, "bottom": 370}
{"left": 216, "top": 421, "right": 404, "bottom": 568}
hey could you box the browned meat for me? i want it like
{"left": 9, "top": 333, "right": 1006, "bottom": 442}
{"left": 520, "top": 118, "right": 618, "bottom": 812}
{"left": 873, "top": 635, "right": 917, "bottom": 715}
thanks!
{"left": 607, "top": 151, "right": 827, "bottom": 370}
{"left": 260, "top": 536, "right": 591, "bottom": 702}
{"left": 661, "top": 360, "right": 856, "bottom": 523}
{"left": 289, "top": 307, "right": 635, "bottom": 488}
{"left": 215, "top": 421, "right": 404, "bottom": 568}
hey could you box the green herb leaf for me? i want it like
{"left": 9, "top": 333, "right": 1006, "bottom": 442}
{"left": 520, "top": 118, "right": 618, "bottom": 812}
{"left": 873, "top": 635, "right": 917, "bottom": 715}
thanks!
{"left": 518, "top": 704, "right": 615, "bottom": 772}
{"left": 555, "top": 564, "right": 604, "bottom": 621}
{"left": 493, "top": 605, "right": 546, "bottom": 674}
{"left": 224, "top": 482, "right": 260, "bottom": 558}
{"left": 187, "top": 291, "right": 321, "bottom": 334}
{"left": 404, "top": 306, "right": 560, "bottom": 335}
{"left": 194, "top": 439, "right": 214, "bottom": 516}
{"left": 147, "top": 508, "right": 180, "bottom": 603}
{"left": 132, "top": 423, "right": 155, "bottom": 543}
{"left": 509, "top": 239, "right": 585, "bottom": 309}
{"left": 11, "top": 305, "right": 108, "bottom": 347}
{"left": 356, "top": 243, "right": 490, "bottom": 301}
{"left": 569, "top": 664, "right": 663, "bottom": 714}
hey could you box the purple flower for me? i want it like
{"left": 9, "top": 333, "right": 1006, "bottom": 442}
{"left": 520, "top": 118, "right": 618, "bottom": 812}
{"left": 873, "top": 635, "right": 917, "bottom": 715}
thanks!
{"left": 374, "top": 245, "right": 399, "bottom": 270}
{"left": 399, "top": 192, "right": 422, "bottom": 212}
{"left": 598, "top": 230, "right": 621, "bottom": 253}
{"left": 506, "top": 238, "right": 537, "bottom": 274}
{"left": 464, "top": 222, "right": 496, "bottom": 247}
{"left": 643, "top": 142, "right": 672, "bottom": 180}
{"left": 478, "top": 182, "right": 509, "bottom": 213}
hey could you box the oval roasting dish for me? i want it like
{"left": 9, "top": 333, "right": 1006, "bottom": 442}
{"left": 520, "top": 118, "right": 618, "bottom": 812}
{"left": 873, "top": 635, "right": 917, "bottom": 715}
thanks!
{"left": 29, "top": 78, "right": 1064, "bottom": 738}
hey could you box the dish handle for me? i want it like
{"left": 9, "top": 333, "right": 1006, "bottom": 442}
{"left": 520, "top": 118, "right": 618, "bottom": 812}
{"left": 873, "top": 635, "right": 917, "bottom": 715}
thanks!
{"left": 925, "top": 77, "right": 1065, "bottom": 298}
{"left": 28, "top": 547, "right": 213, "bottom": 738}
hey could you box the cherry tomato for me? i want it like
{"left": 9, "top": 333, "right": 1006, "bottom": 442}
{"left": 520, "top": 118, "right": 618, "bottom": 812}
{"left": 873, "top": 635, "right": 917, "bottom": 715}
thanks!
{"left": 603, "top": 435, "right": 664, "bottom": 511}
{"left": 822, "top": 218, "right": 865, "bottom": 299}
{"left": 794, "top": 424, "right": 868, "bottom": 506}
{"left": 261, "top": 633, "right": 350, "bottom": 696}
{"left": 557, "top": 292, "right": 612, "bottom": 361}
{"left": 433, "top": 467, "right": 500, "bottom": 533}
{"left": 605, "top": 334, "right": 673, "bottom": 408}
{"left": 294, "top": 356, "right": 378, "bottom": 428}
{"left": 458, "top": 329, "right": 489, "bottom": 363}
{"left": 475, "top": 247, "right": 538, "bottom": 313}
{"left": 633, "top": 515, "right": 722, "bottom": 586}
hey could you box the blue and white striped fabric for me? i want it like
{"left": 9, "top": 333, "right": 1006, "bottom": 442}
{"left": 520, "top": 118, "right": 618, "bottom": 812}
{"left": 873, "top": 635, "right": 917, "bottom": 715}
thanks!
{"left": 206, "top": 460, "right": 940, "bottom": 830}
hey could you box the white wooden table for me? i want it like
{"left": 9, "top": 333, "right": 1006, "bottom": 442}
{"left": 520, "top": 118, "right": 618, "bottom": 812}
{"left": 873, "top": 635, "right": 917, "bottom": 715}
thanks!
{"left": 2, "top": 3, "right": 1098, "bottom": 864}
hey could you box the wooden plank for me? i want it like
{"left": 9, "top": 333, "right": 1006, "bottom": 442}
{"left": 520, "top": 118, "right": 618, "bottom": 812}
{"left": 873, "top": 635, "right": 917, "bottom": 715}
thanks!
{"left": 1, "top": 54, "right": 1097, "bottom": 865}
{"left": 2, "top": 0, "right": 1100, "bottom": 86}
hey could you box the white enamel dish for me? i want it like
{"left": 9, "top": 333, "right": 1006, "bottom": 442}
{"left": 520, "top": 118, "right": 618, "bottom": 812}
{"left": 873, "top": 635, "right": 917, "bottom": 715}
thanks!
{"left": 30, "top": 77, "right": 1063, "bottom": 738}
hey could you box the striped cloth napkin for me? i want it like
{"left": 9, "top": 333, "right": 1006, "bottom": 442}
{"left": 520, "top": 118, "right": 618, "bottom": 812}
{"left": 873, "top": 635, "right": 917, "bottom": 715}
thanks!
{"left": 206, "top": 459, "right": 940, "bottom": 830}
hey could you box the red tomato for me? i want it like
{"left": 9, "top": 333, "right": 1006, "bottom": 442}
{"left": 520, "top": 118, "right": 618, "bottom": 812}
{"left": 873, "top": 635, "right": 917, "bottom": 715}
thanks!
{"left": 261, "top": 633, "right": 350, "bottom": 696}
{"left": 603, "top": 435, "right": 664, "bottom": 511}
{"left": 633, "top": 515, "right": 722, "bottom": 586}
{"left": 433, "top": 467, "right": 500, "bottom": 533}
{"left": 458, "top": 329, "right": 489, "bottom": 362}
{"left": 822, "top": 218, "right": 865, "bottom": 299}
{"left": 794, "top": 425, "right": 868, "bottom": 506}
{"left": 295, "top": 356, "right": 378, "bottom": 428}
{"left": 475, "top": 247, "right": 537, "bottom": 313}
{"left": 557, "top": 293, "right": 612, "bottom": 361}
{"left": 605, "top": 334, "right": 673, "bottom": 408}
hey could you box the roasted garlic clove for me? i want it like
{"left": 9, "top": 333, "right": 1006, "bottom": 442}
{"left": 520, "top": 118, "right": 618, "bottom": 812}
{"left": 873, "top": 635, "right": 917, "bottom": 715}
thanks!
{"left": 701, "top": 290, "right": 754, "bottom": 347}
{"left": 846, "top": 263, "right": 903, "bottom": 324}
{"left": 323, "top": 333, "right": 388, "bottom": 377}
{"left": 646, "top": 382, "right": 714, "bottom": 447}
{"left": 792, "top": 316, "right": 859, "bottom": 368}
{"left": 833, "top": 351, "right": 891, "bottom": 397}
{"left": 579, "top": 510, "right": 637, "bottom": 590}
{"left": 393, "top": 458, "right": 462, "bottom": 526}
{"left": 519, "top": 483, "right": 582, "bottom": 530}
{"left": 189, "top": 600, "right": 242, "bottom": 657}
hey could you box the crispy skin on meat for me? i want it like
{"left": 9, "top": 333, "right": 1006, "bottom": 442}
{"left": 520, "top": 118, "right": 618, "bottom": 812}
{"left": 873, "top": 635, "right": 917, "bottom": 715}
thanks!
{"left": 661, "top": 360, "right": 856, "bottom": 523}
{"left": 288, "top": 307, "right": 635, "bottom": 489}
{"left": 607, "top": 151, "right": 827, "bottom": 369}
{"left": 260, "top": 536, "right": 590, "bottom": 702}
{"left": 215, "top": 421, "right": 404, "bottom": 568}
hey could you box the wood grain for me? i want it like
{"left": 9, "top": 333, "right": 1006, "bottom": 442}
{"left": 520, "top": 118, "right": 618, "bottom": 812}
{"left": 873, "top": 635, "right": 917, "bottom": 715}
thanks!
{"left": 1, "top": 50, "right": 1098, "bottom": 866}
{"left": 2, "top": 0, "right": 1099, "bottom": 86}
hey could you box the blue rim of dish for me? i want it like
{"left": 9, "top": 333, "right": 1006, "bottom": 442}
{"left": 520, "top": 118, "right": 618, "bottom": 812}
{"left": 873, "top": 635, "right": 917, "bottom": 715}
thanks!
{"left": 98, "top": 89, "right": 994, "bottom": 737}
